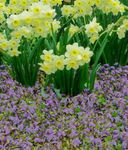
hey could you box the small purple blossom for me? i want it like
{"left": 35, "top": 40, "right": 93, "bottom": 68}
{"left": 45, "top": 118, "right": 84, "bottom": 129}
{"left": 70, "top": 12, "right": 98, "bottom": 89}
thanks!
{"left": 72, "top": 138, "right": 81, "bottom": 147}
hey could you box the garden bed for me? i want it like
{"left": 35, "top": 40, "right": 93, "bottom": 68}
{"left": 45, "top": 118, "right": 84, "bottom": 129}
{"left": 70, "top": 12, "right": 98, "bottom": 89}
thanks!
{"left": 0, "top": 65, "right": 128, "bottom": 149}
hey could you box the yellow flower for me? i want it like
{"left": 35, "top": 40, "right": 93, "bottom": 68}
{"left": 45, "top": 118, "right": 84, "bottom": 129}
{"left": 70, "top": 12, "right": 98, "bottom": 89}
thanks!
{"left": 8, "top": 49, "right": 21, "bottom": 57}
{"left": 34, "top": 26, "right": 46, "bottom": 37}
{"left": 7, "top": 15, "right": 21, "bottom": 29}
{"left": 69, "top": 24, "right": 79, "bottom": 36}
{"left": 20, "top": 11, "right": 33, "bottom": 25}
{"left": 74, "top": 0, "right": 93, "bottom": 16}
{"left": 39, "top": 62, "right": 56, "bottom": 75}
{"left": 11, "top": 30, "right": 22, "bottom": 39}
{"left": 95, "top": 0, "right": 125, "bottom": 15}
{"left": 85, "top": 17, "right": 103, "bottom": 43}
{"left": 74, "top": 0, "right": 83, "bottom": 8}
{"left": 85, "top": 17, "right": 103, "bottom": 36}
{"left": 6, "top": 1, "right": 56, "bottom": 39}
{"left": 29, "top": 2, "right": 43, "bottom": 14}
{"left": 50, "top": 20, "right": 60, "bottom": 32}
{"left": 0, "top": 40, "right": 9, "bottom": 51}
{"left": 81, "top": 47, "right": 93, "bottom": 64}
{"left": 66, "top": 43, "right": 83, "bottom": 60}
{"left": 53, "top": 55, "right": 65, "bottom": 70}
{"left": 42, "top": 5, "right": 56, "bottom": 19}
{"left": 117, "top": 26, "right": 126, "bottom": 39}
{"left": 8, "top": 38, "right": 20, "bottom": 49}
{"left": 41, "top": 50, "right": 54, "bottom": 62}
{"left": 20, "top": 26, "right": 32, "bottom": 38}
{"left": 123, "top": 19, "right": 128, "bottom": 28}
{"left": 117, "top": 19, "right": 128, "bottom": 39}
{"left": 65, "top": 58, "right": 79, "bottom": 70}
{"left": 90, "top": 34, "right": 99, "bottom": 44}
{"left": 61, "top": 5, "right": 74, "bottom": 16}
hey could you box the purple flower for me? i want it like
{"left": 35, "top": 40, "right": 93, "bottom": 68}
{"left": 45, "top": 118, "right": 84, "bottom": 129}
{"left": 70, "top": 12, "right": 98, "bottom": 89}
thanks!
{"left": 34, "top": 138, "right": 43, "bottom": 143}
{"left": 89, "top": 122, "right": 96, "bottom": 127}
{"left": 57, "top": 130, "right": 66, "bottom": 137}
{"left": 69, "top": 130, "right": 78, "bottom": 138}
{"left": 72, "top": 138, "right": 81, "bottom": 147}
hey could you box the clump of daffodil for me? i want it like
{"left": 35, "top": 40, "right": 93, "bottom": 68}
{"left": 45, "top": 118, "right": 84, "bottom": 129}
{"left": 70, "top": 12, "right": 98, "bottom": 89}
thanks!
{"left": 95, "top": 0, "right": 125, "bottom": 15}
{"left": 61, "top": 0, "right": 125, "bottom": 18}
{"left": 4, "top": 0, "right": 39, "bottom": 16}
{"left": 0, "top": 0, "right": 63, "bottom": 87}
{"left": 0, "top": 37, "right": 21, "bottom": 57}
{"left": 117, "top": 19, "right": 128, "bottom": 39}
{"left": 4, "top": 0, "right": 62, "bottom": 17}
{"left": 0, "top": 30, "right": 22, "bottom": 56}
{"left": 39, "top": 43, "right": 93, "bottom": 74}
{"left": 74, "top": 0, "right": 94, "bottom": 17}
{"left": 6, "top": 2, "right": 60, "bottom": 39}
{"left": 65, "top": 43, "right": 93, "bottom": 70}
{"left": 85, "top": 17, "right": 103, "bottom": 44}
{"left": 39, "top": 50, "right": 55, "bottom": 75}
{"left": 39, "top": 50, "right": 65, "bottom": 74}
{"left": 0, "top": 1, "right": 61, "bottom": 57}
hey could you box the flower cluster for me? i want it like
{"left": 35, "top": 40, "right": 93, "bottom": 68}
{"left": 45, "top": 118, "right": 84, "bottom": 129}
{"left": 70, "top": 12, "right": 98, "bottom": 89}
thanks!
{"left": 4, "top": 0, "right": 38, "bottom": 15}
{"left": 0, "top": 33, "right": 21, "bottom": 56}
{"left": 3, "top": 0, "right": 62, "bottom": 16}
{"left": 65, "top": 43, "right": 93, "bottom": 69}
{"left": 6, "top": 2, "right": 57, "bottom": 32}
{"left": 74, "top": 0, "right": 94, "bottom": 17}
{"left": 85, "top": 17, "right": 103, "bottom": 43}
{"left": 0, "top": 1, "right": 60, "bottom": 57}
{"left": 117, "top": 19, "right": 128, "bottom": 39}
{"left": 61, "top": 0, "right": 125, "bottom": 18}
{"left": 39, "top": 43, "right": 93, "bottom": 74}
{"left": 95, "top": 0, "right": 125, "bottom": 15}
{"left": 0, "top": 64, "right": 128, "bottom": 149}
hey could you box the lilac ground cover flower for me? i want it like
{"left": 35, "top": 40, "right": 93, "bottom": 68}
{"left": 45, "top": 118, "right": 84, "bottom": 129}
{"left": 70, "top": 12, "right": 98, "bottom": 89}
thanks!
{"left": 0, "top": 65, "right": 128, "bottom": 149}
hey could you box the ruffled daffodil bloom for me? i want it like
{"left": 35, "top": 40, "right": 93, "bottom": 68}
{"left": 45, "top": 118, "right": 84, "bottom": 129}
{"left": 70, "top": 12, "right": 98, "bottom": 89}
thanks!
{"left": 65, "top": 58, "right": 79, "bottom": 70}
{"left": 85, "top": 17, "right": 103, "bottom": 43}
{"left": 8, "top": 49, "right": 21, "bottom": 57}
{"left": 39, "top": 62, "right": 56, "bottom": 75}
{"left": 40, "top": 50, "right": 54, "bottom": 62}
{"left": 53, "top": 55, "right": 65, "bottom": 70}
{"left": 81, "top": 47, "right": 93, "bottom": 65}
{"left": 117, "top": 19, "right": 128, "bottom": 39}
{"left": 65, "top": 43, "right": 83, "bottom": 60}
